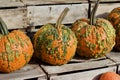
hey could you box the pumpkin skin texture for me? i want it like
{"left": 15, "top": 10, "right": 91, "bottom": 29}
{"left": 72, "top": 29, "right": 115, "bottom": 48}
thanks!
{"left": 99, "top": 72, "right": 120, "bottom": 80}
{"left": 33, "top": 8, "right": 77, "bottom": 65}
{"left": 71, "top": 0, "right": 115, "bottom": 58}
{"left": 0, "top": 18, "right": 34, "bottom": 73}
{"left": 108, "top": 7, "right": 120, "bottom": 51}
{"left": 71, "top": 18, "right": 115, "bottom": 58}
{"left": 33, "top": 24, "right": 77, "bottom": 65}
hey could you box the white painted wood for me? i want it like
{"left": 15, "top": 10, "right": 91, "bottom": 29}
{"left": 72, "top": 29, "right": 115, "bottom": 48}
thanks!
{"left": 91, "top": 3, "right": 120, "bottom": 19}
{"left": 27, "top": 4, "right": 88, "bottom": 26}
{"left": 50, "top": 66, "right": 116, "bottom": 80}
{"left": 0, "top": 1, "right": 24, "bottom": 8}
{"left": 107, "top": 51, "right": 120, "bottom": 64}
{"left": 22, "top": 0, "right": 88, "bottom": 6}
{"left": 90, "top": 0, "right": 120, "bottom": 2}
{"left": 0, "top": 0, "right": 18, "bottom": 2}
{"left": 0, "top": 64, "right": 46, "bottom": 80}
{"left": 41, "top": 58, "right": 115, "bottom": 75}
{"left": 0, "top": 8, "right": 27, "bottom": 29}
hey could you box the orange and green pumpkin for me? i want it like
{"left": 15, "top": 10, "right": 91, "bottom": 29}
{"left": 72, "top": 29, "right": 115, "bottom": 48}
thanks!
{"left": 0, "top": 17, "right": 34, "bottom": 72}
{"left": 33, "top": 8, "right": 77, "bottom": 65}
{"left": 108, "top": 7, "right": 120, "bottom": 51}
{"left": 71, "top": 0, "right": 115, "bottom": 58}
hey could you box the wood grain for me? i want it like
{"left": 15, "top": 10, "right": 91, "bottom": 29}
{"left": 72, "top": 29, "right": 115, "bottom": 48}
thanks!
{"left": 50, "top": 66, "right": 116, "bottom": 80}
{"left": 27, "top": 4, "right": 88, "bottom": 26}
{"left": 0, "top": 8, "right": 27, "bottom": 29}
{"left": 91, "top": 3, "right": 120, "bottom": 19}
{"left": 21, "top": 0, "right": 88, "bottom": 6}
{"left": 0, "top": 63, "right": 47, "bottom": 80}
{"left": 0, "top": 1, "right": 24, "bottom": 8}
{"left": 40, "top": 57, "right": 115, "bottom": 75}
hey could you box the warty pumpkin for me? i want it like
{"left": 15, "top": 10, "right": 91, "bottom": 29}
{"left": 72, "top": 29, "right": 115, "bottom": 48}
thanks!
{"left": 0, "top": 17, "right": 34, "bottom": 72}
{"left": 99, "top": 72, "right": 120, "bottom": 80}
{"left": 71, "top": 0, "right": 115, "bottom": 58}
{"left": 108, "top": 7, "right": 120, "bottom": 51}
{"left": 33, "top": 8, "right": 77, "bottom": 65}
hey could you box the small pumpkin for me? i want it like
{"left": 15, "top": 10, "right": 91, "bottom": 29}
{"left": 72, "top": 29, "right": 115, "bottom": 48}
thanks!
{"left": 99, "top": 72, "right": 120, "bottom": 80}
{"left": 0, "top": 17, "right": 34, "bottom": 72}
{"left": 71, "top": 0, "right": 115, "bottom": 58}
{"left": 108, "top": 7, "right": 120, "bottom": 51}
{"left": 33, "top": 8, "right": 77, "bottom": 65}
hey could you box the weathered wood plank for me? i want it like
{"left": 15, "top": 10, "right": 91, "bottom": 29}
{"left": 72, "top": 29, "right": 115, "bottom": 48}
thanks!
{"left": 0, "top": 63, "right": 46, "bottom": 80}
{"left": 0, "top": 0, "right": 19, "bottom": 2}
{"left": 40, "top": 57, "right": 115, "bottom": 75}
{"left": 0, "top": 1, "right": 24, "bottom": 8}
{"left": 27, "top": 4, "right": 88, "bottom": 26}
{"left": 22, "top": 0, "right": 88, "bottom": 6}
{"left": 0, "top": 8, "right": 27, "bottom": 29}
{"left": 91, "top": 3, "right": 120, "bottom": 19}
{"left": 107, "top": 51, "right": 120, "bottom": 64}
{"left": 90, "top": 0, "right": 120, "bottom": 2}
{"left": 50, "top": 66, "right": 116, "bottom": 80}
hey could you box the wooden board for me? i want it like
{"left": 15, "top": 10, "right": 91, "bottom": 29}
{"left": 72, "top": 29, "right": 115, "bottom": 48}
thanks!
{"left": 0, "top": 61, "right": 47, "bottom": 80}
{"left": 40, "top": 56, "right": 116, "bottom": 74}
{"left": 39, "top": 56, "right": 116, "bottom": 80}
{"left": 50, "top": 66, "right": 116, "bottom": 80}
{"left": 21, "top": 0, "right": 88, "bottom": 6}
{"left": 90, "top": 3, "right": 120, "bottom": 19}
{"left": 0, "top": 8, "right": 28, "bottom": 29}
{"left": 0, "top": 0, "right": 24, "bottom": 8}
{"left": 90, "top": 0, "right": 120, "bottom": 2}
{"left": 107, "top": 51, "right": 120, "bottom": 64}
{"left": 27, "top": 4, "right": 88, "bottom": 26}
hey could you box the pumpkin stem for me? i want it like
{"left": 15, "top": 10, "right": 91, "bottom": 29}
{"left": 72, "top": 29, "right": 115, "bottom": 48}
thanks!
{"left": 55, "top": 7, "right": 69, "bottom": 29}
{"left": 90, "top": 0, "right": 100, "bottom": 25}
{"left": 0, "top": 17, "right": 9, "bottom": 35}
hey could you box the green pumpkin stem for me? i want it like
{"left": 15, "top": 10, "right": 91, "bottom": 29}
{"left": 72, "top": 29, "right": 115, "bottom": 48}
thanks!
{"left": 90, "top": 0, "right": 100, "bottom": 25}
{"left": 55, "top": 7, "right": 69, "bottom": 29}
{"left": 0, "top": 17, "right": 9, "bottom": 35}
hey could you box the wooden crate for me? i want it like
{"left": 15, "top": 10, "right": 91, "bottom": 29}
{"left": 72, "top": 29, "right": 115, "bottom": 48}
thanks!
{"left": 0, "top": 60, "right": 47, "bottom": 80}
{"left": 27, "top": 3, "right": 88, "bottom": 26}
{"left": 0, "top": 0, "right": 120, "bottom": 80}
{"left": 107, "top": 51, "right": 120, "bottom": 74}
{"left": 40, "top": 56, "right": 117, "bottom": 80}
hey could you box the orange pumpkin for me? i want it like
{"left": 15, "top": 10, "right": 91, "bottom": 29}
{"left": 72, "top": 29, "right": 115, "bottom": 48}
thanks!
{"left": 99, "top": 72, "right": 120, "bottom": 80}
{"left": 71, "top": 0, "right": 115, "bottom": 58}
{"left": 0, "top": 17, "right": 34, "bottom": 72}
{"left": 108, "top": 7, "right": 120, "bottom": 51}
{"left": 33, "top": 8, "right": 77, "bottom": 65}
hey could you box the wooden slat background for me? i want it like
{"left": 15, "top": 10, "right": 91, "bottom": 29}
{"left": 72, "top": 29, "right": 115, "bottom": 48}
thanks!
{"left": 0, "top": 63, "right": 47, "bottom": 80}
{"left": 0, "top": 0, "right": 119, "bottom": 29}
{"left": 91, "top": 3, "right": 120, "bottom": 19}
{"left": 90, "top": 0, "right": 120, "bottom": 2}
{"left": 27, "top": 4, "right": 88, "bottom": 26}
{"left": 107, "top": 51, "right": 120, "bottom": 64}
{"left": 40, "top": 56, "right": 116, "bottom": 75}
{"left": 0, "top": 8, "right": 27, "bottom": 29}
{"left": 21, "top": 0, "right": 88, "bottom": 6}
{"left": 50, "top": 66, "right": 116, "bottom": 80}
{"left": 0, "top": 0, "right": 24, "bottom": 8}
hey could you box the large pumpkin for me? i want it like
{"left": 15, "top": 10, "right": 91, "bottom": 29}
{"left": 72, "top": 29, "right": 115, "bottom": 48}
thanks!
{"left": 33, "top": 8, "right": 77, "bottom": 65}
{"left": 71, "top": 0, "right": 115, "bottom": 58}
{"left": 99, "top": 72, "right": 120, "bottom": 80}
{"left": 0, "top": 17, "right": 34, "bottom": 72}
{"left": 108, "top": 7, "right": 120, "bottom": 51}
